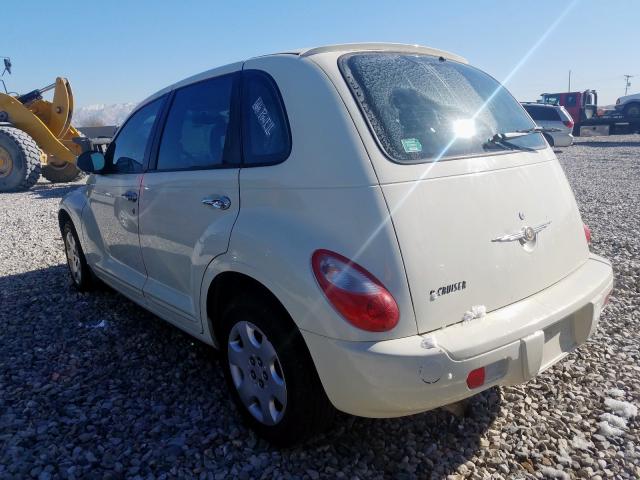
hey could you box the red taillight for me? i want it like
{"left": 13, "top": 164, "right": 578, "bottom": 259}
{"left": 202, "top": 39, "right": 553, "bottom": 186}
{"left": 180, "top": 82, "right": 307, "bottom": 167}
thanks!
{"left": 564, "top": 119, "right": 574, "bottom": 129}
{"left": 466, "top": 367, "right": 486, "bottom": 389}
{"left": 583, "top": 224, "right": 592, "bottom": 245}
{"left": 311, "top": 249, "right": 399, "bottom": 332}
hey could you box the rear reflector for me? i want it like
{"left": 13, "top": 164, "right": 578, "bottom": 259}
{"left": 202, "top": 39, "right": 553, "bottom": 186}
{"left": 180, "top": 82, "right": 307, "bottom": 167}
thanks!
{"left": 312, "top": 249, "right": 399, "bottom": 332}
{"left": 466, "top": 367, "right": 486, "bottom": 389}
{"left": 583, "top": 224, "right": 592, "bottom": 245}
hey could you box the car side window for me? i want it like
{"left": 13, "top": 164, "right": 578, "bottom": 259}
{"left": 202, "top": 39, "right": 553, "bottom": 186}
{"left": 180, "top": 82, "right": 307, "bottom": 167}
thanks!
{"left": 105, "top": 98, "right": 163, "bottom": 174}
{"left": 156, "top": 74, "right": 238, "bottom": 171}
{"left": 242, "top": 70, "right": 291, "bottom": 165}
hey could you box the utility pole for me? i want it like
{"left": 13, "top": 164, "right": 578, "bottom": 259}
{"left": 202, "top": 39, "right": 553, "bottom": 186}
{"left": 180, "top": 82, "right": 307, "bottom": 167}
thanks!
{"left": 568, "top": 70, "right": 571, "bottom": 92}
{"left": 624, "top": 74, "right": 633, "bottom": 96}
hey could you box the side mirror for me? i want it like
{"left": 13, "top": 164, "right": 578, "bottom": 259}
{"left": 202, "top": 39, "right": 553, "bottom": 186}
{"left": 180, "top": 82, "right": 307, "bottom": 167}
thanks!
{"left": 77, "top": 151, "right": 106, "bottom": 174}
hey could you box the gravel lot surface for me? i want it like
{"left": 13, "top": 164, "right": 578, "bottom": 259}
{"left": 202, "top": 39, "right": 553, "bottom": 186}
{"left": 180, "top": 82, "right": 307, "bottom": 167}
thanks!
{"left": 0, "top": 135, "right": 638, "bottom": 479}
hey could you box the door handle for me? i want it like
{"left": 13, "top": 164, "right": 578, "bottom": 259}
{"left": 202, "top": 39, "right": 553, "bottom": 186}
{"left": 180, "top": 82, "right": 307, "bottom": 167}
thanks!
{"left": 202, "top": 195, "right": 231, "bottom": 210}
{"left": 121, "top": 190, "right": 138, "bottom": 202}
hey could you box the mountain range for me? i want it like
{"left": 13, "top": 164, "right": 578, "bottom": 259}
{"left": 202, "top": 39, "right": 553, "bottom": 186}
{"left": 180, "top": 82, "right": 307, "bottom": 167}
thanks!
{"left": 73, "top": 102, "right": 137, "bottom": 127}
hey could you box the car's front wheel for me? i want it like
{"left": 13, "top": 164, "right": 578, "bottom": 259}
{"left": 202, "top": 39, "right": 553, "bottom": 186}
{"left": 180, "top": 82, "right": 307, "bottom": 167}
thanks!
{"left": 220, "top": 293, "right": 335, "bottom": 446}
{"left": 62, "top": 220, "right": 93, "bottom": 291}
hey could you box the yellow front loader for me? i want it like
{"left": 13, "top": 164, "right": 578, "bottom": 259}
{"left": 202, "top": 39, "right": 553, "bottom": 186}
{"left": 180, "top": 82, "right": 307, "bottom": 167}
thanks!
{"left": 0, "top": 69, "right": 86, "bottom": 191}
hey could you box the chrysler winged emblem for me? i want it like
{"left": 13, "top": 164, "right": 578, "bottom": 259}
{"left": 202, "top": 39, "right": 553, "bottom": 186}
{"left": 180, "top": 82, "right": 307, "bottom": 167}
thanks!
{"left": 491, "top": 221, "right": 551, "bottom": 243}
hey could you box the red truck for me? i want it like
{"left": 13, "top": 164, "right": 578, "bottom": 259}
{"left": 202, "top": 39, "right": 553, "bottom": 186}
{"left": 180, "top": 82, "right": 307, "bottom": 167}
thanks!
{"left": 540, "top": 90, "right": 598, "bottom": 134}
{"left": 540, "top": 90, "right": 640, "bottom": 135}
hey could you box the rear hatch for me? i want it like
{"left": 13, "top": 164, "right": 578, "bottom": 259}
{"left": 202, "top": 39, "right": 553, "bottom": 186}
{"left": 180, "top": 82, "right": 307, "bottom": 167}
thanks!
{"left": 338, "top": 52, "right": 590, "bottom": 333}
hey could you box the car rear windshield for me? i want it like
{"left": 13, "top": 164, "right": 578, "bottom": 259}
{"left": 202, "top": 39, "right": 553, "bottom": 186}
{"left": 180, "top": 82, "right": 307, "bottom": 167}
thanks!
{"left": 339, "top": 52, "right": 546, "bottom": 163}
{"left": 523, "top": 105, "right": 562, "bottom": 121}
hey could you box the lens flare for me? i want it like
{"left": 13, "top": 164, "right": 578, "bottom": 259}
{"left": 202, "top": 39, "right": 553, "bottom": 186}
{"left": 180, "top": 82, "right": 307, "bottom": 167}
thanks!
{"left": 453, "top": 119, "right": 476, "bottom": 139}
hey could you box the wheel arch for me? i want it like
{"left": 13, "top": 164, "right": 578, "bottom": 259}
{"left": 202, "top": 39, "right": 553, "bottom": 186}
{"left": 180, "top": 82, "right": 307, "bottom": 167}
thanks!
{"left": 204, "top": 269, "right": 297, "bottom": 347}
{"left": 58, "top": 208, "right": 73, "bottom": 233}
{"left": 57, "top": 186, "right": 89, "bottom": 243}
{"left": 623, "top": 101, "right": 640, "bottom": 117}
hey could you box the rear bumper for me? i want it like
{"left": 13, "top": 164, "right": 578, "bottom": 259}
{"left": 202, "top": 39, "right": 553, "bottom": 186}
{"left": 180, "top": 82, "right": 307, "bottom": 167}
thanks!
{"left": 303, "top": 254, "right": 613, "bottom": 418}
{"left": 550, "top": 131, "right": 574, "bottom": 147}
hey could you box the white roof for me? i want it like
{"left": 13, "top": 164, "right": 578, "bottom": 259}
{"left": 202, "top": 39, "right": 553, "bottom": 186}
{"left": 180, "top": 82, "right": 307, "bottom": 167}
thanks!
{"left": 135, "top": 43, "right": 467, "bottom": 113}
{"left": 291, "top": 43, "right": 467, "bottom": 64}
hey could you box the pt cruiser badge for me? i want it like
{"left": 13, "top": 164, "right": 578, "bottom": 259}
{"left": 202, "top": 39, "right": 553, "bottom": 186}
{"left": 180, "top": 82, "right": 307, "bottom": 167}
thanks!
{"left": 430, "top": 281, "right": 467, "bottom": 301}
{"left": 491, "top": 221, "right": 552, "bottom": 243}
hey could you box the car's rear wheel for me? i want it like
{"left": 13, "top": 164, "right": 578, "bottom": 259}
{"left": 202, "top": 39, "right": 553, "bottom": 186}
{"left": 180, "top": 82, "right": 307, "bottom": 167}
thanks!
{"left": 62, "top": 220, "right": 93, "bottom": 291}
{"left": 220, "top": 293, "right": 335, "bottom": 446}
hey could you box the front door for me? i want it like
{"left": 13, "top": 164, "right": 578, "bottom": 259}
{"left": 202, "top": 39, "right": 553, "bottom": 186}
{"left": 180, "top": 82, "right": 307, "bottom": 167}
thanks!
{"left": 138, "top": 70, "right": 241, "bottom": 330}
{"left": 82, "top": 98, "right": 164, "bottom": 299}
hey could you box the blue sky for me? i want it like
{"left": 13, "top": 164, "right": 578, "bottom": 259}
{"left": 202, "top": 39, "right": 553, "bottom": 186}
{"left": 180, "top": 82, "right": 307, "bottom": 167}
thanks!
{"left": 2, "top": 0, "right": 637, "bottom": 108}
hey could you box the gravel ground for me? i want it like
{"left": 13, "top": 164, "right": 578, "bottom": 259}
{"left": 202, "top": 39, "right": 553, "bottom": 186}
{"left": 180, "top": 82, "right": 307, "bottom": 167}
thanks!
{"left": 0, "top": 135, "right": 638, "bottom": 479}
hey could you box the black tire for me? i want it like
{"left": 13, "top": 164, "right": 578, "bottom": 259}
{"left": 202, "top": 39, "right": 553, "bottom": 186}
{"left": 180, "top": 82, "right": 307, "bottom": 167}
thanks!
{"left": 42, "top": 161, "right": 84, "bottom": 183}
{"left": 61, "top": 220, "right": 93, "bottom": 291}
{"left": 543, "top": 133, "right": 555, "bottom": 147}
{"left": 572, "top": 124, "right": 580, "bottom": 136}
{"left": 623, "top": 102, "right": 640, "bottom": 119}
{"left": 0, "top": 126, "right": 41, "bottom": 192}
{"left": 220, "top": 293, "right": 335, "bottom": 446}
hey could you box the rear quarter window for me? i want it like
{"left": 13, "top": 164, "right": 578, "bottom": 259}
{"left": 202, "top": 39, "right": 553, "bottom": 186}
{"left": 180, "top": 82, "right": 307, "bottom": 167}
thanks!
{"left": 241, "top": 70, "right": 291, "bottom": 166}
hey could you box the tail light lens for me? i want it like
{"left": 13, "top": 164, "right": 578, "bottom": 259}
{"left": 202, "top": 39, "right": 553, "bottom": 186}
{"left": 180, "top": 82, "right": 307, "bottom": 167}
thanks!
{"left": 311, "top": 249, "right": 399, "bottom": 332}
{"left": 583, "top": 224, "right": 592, "bottom": 245}
{"left": 563, "top": 119, "right": 574, "bottom": 129}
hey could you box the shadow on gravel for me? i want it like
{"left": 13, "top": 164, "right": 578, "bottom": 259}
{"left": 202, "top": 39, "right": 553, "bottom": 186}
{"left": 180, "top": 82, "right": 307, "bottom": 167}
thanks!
{"left": 0, "top": 183, "right": 82, "bottom": 199}
{"left": 304, "top": 389, "right": 502, "bottom": 478}
{"left": 577, "top": 140, "right": 640, "bottom": 148}
{"left": 27, "top": 184, "right": 83, "bottom": 200}
{"left": 0, "top": 264, "right": 500, "bottom": 478}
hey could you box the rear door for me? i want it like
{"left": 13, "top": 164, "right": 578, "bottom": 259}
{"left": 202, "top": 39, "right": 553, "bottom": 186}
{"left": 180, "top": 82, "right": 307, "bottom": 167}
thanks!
{"left": 381, "top": 160, "right": 588, "bottom": 333}
{"left": 138, "top": 70, "right": 241, "bottom": 330}
{"left": 562, "top": 93, "right": 580, "bottom": 125}
{"left": 82, "top": 98, "right": 165, "bottom": 298}
{"left": 337, "top": 52, "right": 590, "bottom": 334}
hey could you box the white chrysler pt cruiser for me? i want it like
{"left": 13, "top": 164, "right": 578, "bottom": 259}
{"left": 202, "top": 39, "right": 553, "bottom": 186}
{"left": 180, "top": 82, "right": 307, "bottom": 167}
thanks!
{"left": 59, "top": 43, "right": 613, "bottom": 445}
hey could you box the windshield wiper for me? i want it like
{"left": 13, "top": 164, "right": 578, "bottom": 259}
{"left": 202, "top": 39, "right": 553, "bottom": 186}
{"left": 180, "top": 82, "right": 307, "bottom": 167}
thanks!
{"left": 483, "top": 126, "right": 554, "bottom": 151}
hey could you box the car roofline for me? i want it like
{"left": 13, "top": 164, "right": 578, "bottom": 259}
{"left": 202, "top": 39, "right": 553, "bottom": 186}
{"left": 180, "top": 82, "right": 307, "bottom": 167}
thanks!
{"left": 521, "top": 102, "right": 562, "bottom": 108}
{"left": 130, "top": 43, "right": 468, "bottom": 120}
{"left": 293, "top": 43, "right": 467, "bottom": 63}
